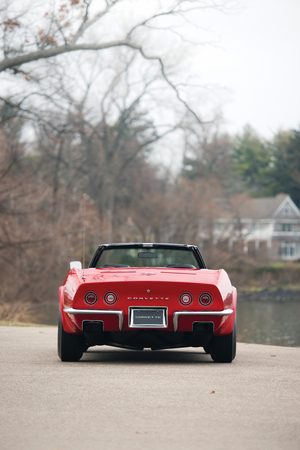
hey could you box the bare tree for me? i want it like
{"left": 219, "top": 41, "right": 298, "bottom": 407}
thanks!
{"left": 32, "top": 54, "right": 179, "bottom": 241}
{"left": 181, "top": 119, "right": 238, "bottom": 192}
{"left": 0, "top": 0, "right": 238, "bottom": 120}
{"left": 0, "top": 0, "right": 244, "bottom": 321}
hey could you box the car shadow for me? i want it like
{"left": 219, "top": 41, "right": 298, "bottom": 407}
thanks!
{"left": 81, "top": 347, "right": 213, "bottom": 364}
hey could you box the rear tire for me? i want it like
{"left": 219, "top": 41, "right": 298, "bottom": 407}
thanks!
{"left": 58, "top": 309, "right": 84, "bottom": 362}
{"left": 210, "top": 318, "right": 236, "bottom": 363}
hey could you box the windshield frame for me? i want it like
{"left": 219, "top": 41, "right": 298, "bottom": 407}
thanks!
{"left": 89, "top": 243, "right": 206, "bottom": 269}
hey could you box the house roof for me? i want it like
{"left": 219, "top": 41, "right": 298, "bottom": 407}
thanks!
{"left": 236, "top": 194, "right": 300, "bottom": 220}
{"left": 216, "top": 194, "right": 300, "bottom": 221}
{"left": 253, "top": 194, "right": 289, "bottom": 219}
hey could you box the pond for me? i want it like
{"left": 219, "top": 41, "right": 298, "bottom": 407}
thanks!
{"left": 31, "top": 299, "right": 300, "bottom": 348}
{"left": 237, "top": 300, "right": 300, "bottom": 347}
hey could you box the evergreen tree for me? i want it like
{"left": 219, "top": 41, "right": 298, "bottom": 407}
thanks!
{"left": 268, "top": 129, "right": 300, "bottom": 206}
{"left": 231, "top": 125, "right": 272, "bottom": 194}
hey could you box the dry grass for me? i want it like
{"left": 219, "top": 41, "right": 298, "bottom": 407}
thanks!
{"left": 0, "top": 302, "right": 40, "bottom": 323}
{"left": 226, "top": 262, "right": 300, "bottom": 289}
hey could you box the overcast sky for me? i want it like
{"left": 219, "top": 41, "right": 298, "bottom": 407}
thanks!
{"left": 3, "top": 0, "right": 299, "bottom": 142}
{"left": 193, "top": 0, "right": 300, "bottom": 138}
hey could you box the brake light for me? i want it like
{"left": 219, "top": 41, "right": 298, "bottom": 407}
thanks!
{"left": 179, "top": 293, "right": 193, "bottom": 306}
{"left": 199, "top": 292, "right": 212, "bottom": 307}
{"left": 84, "top": 291, "right": 98, "bottom": 306}
{"left": 104, "top": 291, "right": 118, "bottom": 305}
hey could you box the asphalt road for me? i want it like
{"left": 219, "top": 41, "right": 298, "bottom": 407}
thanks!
{"left": 0, "top": 326, "right": 299, "bottom": 450}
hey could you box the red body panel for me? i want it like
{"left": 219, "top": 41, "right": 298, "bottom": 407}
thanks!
{"left": 60, "top": 267, "right": 236, "bottom": 336}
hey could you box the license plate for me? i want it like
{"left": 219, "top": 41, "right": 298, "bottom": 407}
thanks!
{"left": 129, "top": 308, "right": 167, "bottom": 328}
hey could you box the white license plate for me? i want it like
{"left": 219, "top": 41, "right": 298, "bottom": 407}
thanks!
{"left": 129, "top": 308, "right": 167, "bottom": 328}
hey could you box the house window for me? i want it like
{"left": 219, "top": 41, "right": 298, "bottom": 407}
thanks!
{"left": 280, "top": 242, "right": 296, "bottom": 259}
{"left": 281, "top": 223, "right": 292, "bottom": 232}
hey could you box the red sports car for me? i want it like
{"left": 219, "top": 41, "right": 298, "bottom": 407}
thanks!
{"left": 58, "top": 243, "right": 236, "bottom": 362}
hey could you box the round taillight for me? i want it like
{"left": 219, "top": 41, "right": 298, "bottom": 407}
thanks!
{"left": 179, "top": 292, "right": 193, "bottom": 306}
{"left": 84, "top": 291, "right": 98, "bottom": 306}
{"left": 104, "top": 291, "right": 118, "bottom": 305}
{"left": 199, "top": 292, "right": 213, "bottom": 307}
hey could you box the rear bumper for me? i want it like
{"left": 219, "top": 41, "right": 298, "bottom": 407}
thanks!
{"left": 63, "top": 307, "right": 233, "bottom": 333}
{"left": 63, "top": 308, "right": 123, "bottom": 331}
{"left": 173, "top": 309, "right": 234, "bottom": 332}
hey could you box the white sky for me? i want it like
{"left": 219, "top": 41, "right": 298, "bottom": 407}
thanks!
{"left": 193, "top": 0, "right": 300, "bottom": 138}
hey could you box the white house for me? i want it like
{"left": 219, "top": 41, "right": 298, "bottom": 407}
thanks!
{"left": 213, "top": 194, "right": 300, "bottom": 261}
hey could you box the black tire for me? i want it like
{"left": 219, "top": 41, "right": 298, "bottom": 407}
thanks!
{"left": 58, "top": 309, "right": 84, "bottom": 362}
{"left": 210, "top": 318, "right": 236, "bottom": 363}
{"left": 203, "top": 344, "right": 210, "bottom": 354}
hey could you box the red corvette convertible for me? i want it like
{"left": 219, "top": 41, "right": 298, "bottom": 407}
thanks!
{"left": 58, "top": 243, "right": 236, "bottom": 362}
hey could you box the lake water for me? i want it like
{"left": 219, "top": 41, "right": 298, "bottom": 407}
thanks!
{"left": 31, "top": 300, "right": 300, "bottom": 348}
{"left": 237, "top": 300, "right": 300, "bottom": 347}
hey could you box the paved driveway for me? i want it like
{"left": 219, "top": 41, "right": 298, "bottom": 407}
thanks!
{"left": 0, "top": 326, "right": 299, "bottom": 450}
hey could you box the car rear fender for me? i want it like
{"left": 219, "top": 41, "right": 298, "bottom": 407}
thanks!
{"left": 214, "top": 286, "right": 237, "bottom": 336}
{"left": 59, "top": 285, "right": 81, "bottom": 334}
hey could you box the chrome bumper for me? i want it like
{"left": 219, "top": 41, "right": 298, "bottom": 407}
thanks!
{"left": 64, "top": 307, "right": 233, "bottom": 333}
{"left": 173, "top": 309, "right": 234, "bottom": 332}
{"left": 63, "top": 308, "right": 123, "bottom": 331}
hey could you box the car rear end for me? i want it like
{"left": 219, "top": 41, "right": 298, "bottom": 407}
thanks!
{"left": 60, "top": 267, "right": 236, "bottom": 350}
